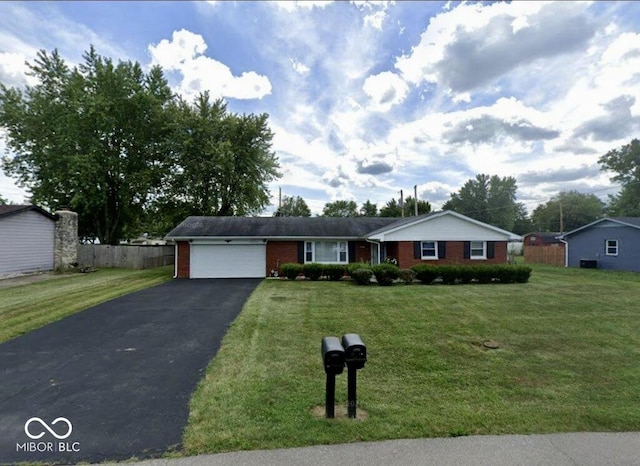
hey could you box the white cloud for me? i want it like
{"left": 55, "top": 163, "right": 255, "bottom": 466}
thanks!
{"left": 362, "top": 71, "right": 408, "bottom": 111}
{"left": 289, "top": 58, "right": 310, "bottom": 74}
{"left": 148, "top": 29, "right": 272, "bottom": 101}
{"left": 394, "top": 2, "right": 593, "bottom": 97}
{"left": 0, "top": 52, "right": 38, "bottom": 87}
{"left": 272, "top": 1, "right": 334, "bottom": 12}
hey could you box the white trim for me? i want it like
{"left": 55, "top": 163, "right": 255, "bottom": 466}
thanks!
{"left": 367, "top": 210, "right": 521, "bottom": 242}
{"left": 470, "top": 240, "right": 487, "bottom": 260}
{"left": 560, "top": 217, "right": 640, "bottom": 238}
{"left": 304, "top": 240, "right": 349, "bottom": 264}
{"left": 605, "top": 239, "right": 619, "bottom": 256}
{"left": 166, "top": 235, "right": 363, "bottom": 241}
{"left": 420, "top": 241, "right": 438, "bottom": 260}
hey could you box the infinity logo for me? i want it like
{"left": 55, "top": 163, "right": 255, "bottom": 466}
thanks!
{"left": 24, "top": 417, "right": 73, "bottom": 440}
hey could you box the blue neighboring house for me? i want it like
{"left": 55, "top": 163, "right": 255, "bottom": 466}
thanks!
{"left": 559, "top": 217, "right": 640, "bottom": 272}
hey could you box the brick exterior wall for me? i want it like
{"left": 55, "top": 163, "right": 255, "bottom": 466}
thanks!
{"left": 266, "top": 240, "right": 373, "bottom": 276}
{"left": 352, "top": 241, "right": 372, "bottom": 263}
{"left": 266, "top": 241, "right": 300, "bottom": 276}
{"left": 176, "top": 241, "right": 190, "bottom": 278}
{"left": 397, "top": 241, "right": 508, "bottom": 268}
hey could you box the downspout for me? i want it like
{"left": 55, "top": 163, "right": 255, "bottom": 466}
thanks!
{"left": 560, "top": 238, "right": 569, "bottom": 268}
{"left": 173, "top": 241, "right": 178, "bottom": 278}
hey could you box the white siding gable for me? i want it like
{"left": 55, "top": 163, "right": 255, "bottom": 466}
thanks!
{"left": 369, "top": 212, "right": 515, "bottom": 242}
{"left": 0, "top": 210, "right": 55, "bottom": 274}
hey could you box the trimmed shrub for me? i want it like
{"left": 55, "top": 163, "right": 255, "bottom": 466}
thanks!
{"left": 411, "top": 264, "right": 532, "bottom": 285}
{"left": 347, "top": 261, "right": 372, "bottom": 277}
{"left": 303, "top": 262, "right": 323, "bottom": 281}
{"left": 412, "top": 264, "right": 438, "bottom": 285}
{"left": 398, "top": 268, "right": 416, "bottom": 285}
{"left": 438, "top": 265, "right": 459, "bottom": 285}
{"left": 323, "top": 264, "right": 346, "bottom": 281}
{"left": 474, "top": 265, "right": 494, "bottom": 284}
{"left": 352, "top": 268, "right": 373, "bottom": 286}
{"left": 457, "top": 266, "right": 475, "bottom": 284}
{"left": 372, "top": 263, "right": 400, "bottom": 286}
{"left": 280, "top": 263, "right": 303, "bottom": 280}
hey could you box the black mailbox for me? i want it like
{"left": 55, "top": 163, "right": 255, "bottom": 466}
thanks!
{"left": 342, "top": 333, "right": 367, "bottom": 369}
{"left": 321, "top": 336, "right": 345, "bottom": 374}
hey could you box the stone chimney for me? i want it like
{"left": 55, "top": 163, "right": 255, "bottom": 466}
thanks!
{"left": 54, "top": 209, "right": 78, "bottom": 270}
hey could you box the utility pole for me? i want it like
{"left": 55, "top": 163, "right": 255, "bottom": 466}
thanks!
{"left": 400, "top": 189, "right": 404, "bottom": 218}
{"left": 414, "top": 185, "right": 418, "bottom": 216}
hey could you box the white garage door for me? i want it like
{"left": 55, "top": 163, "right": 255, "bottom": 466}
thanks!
{"left": 190, "top": 243, "right": 266, "bottom": 278}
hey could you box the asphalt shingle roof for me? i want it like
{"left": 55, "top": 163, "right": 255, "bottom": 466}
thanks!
{"left": 0, "top": 205, "right": 57, "bottom": 220}
{"left": 166, "top": 216, "right": 401, "bottom": 238}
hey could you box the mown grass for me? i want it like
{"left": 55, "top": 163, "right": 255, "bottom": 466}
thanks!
{"left": 183, "top": 265, "right": 640, "bottom": 454}
{"left": 0, "top": 267, "right": 172, "bottom": 343}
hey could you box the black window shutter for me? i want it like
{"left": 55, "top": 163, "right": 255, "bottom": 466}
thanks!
{"left": 463, "top": 241, "right": 470, "bottom": 259}
{"left": 414, "top": 241, "right": 421, "bottom": 259}
{"left": 487, "top": 241, "right": 495, "bottom": 259}
{"left": 348, "top": 242, "right": 356, "bottom": 263}
{"left": 297, "top": 241, "right": 305, "bottom": 264}
{"left": 438, "top": 241, "right": 446, "bottom": 259}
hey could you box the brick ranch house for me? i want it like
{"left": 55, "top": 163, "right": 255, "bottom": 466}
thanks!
{"left": 166, "top": 210, "right": 522, "bottom": 279}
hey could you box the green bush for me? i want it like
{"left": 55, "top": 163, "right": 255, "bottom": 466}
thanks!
{"left": 457, "top": 265, "right": 475, "bottom": 284}
{"left": 412, "top": 264, "right": 438, "bottom": 284}
{"left": 372, "top": 263, "right": 400, "bottom": 286}
{"left": 303, "top": 263, "right": 323, "bottom": 281}
{"left": 323, "top": 264, "right": 346, "bottom": 281}
{"left": 398, "top": 268, "right": 416, "bottom": 285}
{"left": 347, "top": 261, "right": 371, "bottom": 277}
{"left": 438, "top": 265, "right": 459, "bottom": 285}
{"left": 474, "top": 265, "right": 494, "bottom": 284}
{"left": 280, "top": 263, "right": 303, "bottom": 280}
{"left": 351, "top": 268, "right": 373, "bottom": 286}
{"left": 411, "top": 264, "right": 532, "bottom": 285}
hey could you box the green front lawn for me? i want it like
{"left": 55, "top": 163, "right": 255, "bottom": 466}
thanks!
{"left": 183, "top": 265, "right": 640, "bottom": 454}
{"left": 0, "top": 267, "right": 172, "bottom": 343}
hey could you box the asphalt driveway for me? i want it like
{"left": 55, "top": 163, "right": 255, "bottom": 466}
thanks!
{"left": 0, "top": 278, "right": 261, "bottom": 465}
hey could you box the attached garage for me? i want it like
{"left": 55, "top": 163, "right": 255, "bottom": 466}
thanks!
{"left": 190, "top": 242, "right": 266, "bottom": 278}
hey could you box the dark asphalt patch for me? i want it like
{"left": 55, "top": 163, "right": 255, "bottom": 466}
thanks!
{"left": 0, "top": 278, "right": 261, "bottom": 465}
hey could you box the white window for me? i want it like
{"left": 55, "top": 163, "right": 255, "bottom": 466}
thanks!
{"left": 605, "top": 239, "right": 618, "bottom": 256}
{"left": 421, "top": 241, "right": 438, "bottom": 260}
{"left": 305, "top": 241, "right": 348, "bottom": 263}
{"left": 305, "top": 242, "right": 313, "bottom": 262}
{"left": 470, "top": 241, "right": 486, "bottom": 259}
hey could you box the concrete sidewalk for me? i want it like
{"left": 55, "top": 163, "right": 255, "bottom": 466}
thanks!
{"left": 102, "top": 432, "right": 640, "bottom": 466}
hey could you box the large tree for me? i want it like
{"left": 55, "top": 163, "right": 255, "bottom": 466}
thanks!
{"left": 322, "top": 200, "right": 358, "bottom": 217}
{"left": 378, "top": 196, "right": 431, "bottom": 217}
{"left": 359, "top": 199, "right": 378, "bottom": 217}
{"left": 599, "top": 139, "right": 640, "bottom": 216}
{"left": 531, "top": 190, "right": 604, "bottom": 233}
{"left": 0, "top": 47, "right": 173, "bottom": 243}
{"left": 443, "top": 174, "right": 521, "bottom": 231}
{"left": 147, "top": 93, "right": 280, "bottom": 234}
{"left": 274, "top": 195, "right": 311, "bottom": 217}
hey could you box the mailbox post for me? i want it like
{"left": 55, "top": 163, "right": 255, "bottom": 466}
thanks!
{"left": 342, "top": 333, "right": 367, "bottom": 419}
{"left": 321, "top": 336, "right": 345, "bottom": 418}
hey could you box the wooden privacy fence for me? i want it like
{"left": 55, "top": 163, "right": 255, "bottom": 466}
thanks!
{"left": 524, "top": 245, "right": 565, "bottom": 267}
{"left": 78, "top": 244, "right": 175, "bottom": 269}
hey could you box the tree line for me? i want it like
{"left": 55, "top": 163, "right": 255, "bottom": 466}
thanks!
{"left": 1, "top": 47, "right": 638, "bottom": 241}
{"left": 276, "top": 138, "right": 640, "bottom": 236}
{"left": 0, "top": 47, "right": 279, "bottom": 244}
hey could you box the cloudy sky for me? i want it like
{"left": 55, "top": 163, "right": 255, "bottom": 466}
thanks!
{"left": 1, "top": 1, "right": 639, "bottom": 215}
